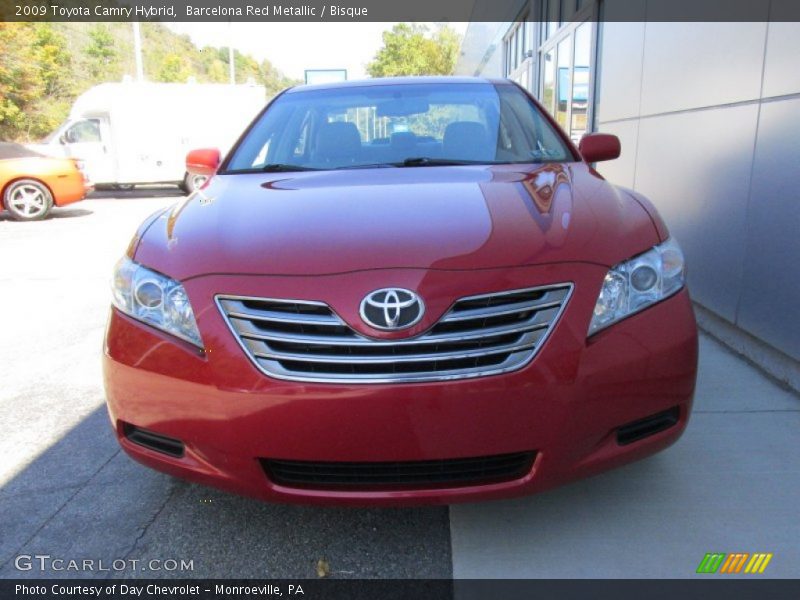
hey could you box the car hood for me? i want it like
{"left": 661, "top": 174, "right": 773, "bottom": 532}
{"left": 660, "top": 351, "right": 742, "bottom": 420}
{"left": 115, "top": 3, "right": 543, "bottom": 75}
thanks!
{"left": 133, "top": 163, "right": 661, "bottom": 280}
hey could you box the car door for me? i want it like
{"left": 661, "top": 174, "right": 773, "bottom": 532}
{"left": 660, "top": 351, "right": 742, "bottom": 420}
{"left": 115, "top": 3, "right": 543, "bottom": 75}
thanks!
{"left": 60, "top": 118, "right": 114, "bottom": 184}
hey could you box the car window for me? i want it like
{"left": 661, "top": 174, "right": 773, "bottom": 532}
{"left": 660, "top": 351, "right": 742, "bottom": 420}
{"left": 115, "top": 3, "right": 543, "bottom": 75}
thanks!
{"left": 225, "top": 82, "right": 574, "bottom": 172}
{"left": 64, "top": 119, "right": 101, "bottom": 144}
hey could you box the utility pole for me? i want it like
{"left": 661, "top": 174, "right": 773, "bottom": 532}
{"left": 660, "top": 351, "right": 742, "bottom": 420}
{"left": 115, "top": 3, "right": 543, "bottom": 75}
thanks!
{"left": 132, "top": 22, "right": 144, "bottom": 81}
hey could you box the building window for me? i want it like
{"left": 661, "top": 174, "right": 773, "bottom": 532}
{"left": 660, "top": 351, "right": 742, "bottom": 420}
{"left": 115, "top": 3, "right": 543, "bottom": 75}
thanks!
{"left": 555, "top": 36, "right": 571, "bottom": 130}
{"left": 570, "top": 21, "right": 591, "bottom": 140}
{"left": 504, "top": 18, "right": 533, "bottom": 88}
{"left": 536, "top": 1, "right": 596, "bottom": 142}
{"left": 541, "top": 47, "right": 556, "bottom": 114}
{"left": 544, "top": 0, "right": 558, "bottom": 40}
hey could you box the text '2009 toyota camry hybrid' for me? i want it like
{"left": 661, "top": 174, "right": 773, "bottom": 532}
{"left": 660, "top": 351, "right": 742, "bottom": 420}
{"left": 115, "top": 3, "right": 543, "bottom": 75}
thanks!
{"left": 103, "top": 77, "right": 698, "bottom": 506}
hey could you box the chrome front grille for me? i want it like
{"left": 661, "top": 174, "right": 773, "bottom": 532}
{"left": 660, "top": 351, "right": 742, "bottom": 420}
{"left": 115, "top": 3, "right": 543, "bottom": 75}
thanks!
{"left": 216, "top": 283, "right": 572, "bottom": 384}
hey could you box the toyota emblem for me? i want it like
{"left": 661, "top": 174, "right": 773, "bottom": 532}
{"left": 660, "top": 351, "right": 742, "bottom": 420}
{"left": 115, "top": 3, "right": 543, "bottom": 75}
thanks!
{"left": 360, "top": 288, "right": 425, "bottom": 330}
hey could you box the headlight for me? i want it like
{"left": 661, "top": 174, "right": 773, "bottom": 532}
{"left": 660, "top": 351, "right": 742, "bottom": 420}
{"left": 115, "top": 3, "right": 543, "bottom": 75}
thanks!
{"left": 111, "top": 257, "right": 203, "bottom": 348}
{"left": 588, "top": 238, "right": 685, "bottom": 336}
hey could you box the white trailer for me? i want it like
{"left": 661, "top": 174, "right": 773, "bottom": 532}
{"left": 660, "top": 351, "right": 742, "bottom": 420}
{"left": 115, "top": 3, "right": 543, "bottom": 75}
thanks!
{"left": 31, "top": 81, "right": 265, "bottom": 192}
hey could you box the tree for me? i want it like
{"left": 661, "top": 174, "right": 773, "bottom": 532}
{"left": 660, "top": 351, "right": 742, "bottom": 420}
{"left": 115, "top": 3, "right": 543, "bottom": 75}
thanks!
{"left": 156, "top": 53, "right": 192, "bottom": 83}
{"left": 366, "top": 23, "right": 461, "bottom": 78}
{"left": 85, "top": 25, "right": 118, "bottom": 82}
{"left": 0, "top": 23, "right": 71, "bottom": 140}
{"left": 259, "top": 58, "right": 299, "bottom": 95}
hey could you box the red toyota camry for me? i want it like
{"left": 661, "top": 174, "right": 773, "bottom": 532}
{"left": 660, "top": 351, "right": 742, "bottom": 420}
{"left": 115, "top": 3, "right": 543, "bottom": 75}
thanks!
{"left": 103, "top": 77, "right": 697, "bottom": 506}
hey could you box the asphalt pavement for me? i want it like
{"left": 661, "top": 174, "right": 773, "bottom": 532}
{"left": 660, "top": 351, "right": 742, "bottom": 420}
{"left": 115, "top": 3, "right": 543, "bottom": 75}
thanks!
{"left": 0, "top": 191, "right": 797, "bottom": 580}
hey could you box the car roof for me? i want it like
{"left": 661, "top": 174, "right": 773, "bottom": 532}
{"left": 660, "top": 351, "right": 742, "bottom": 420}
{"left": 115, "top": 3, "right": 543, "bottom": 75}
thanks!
{"left": 0, "top": 142, "right": 45, "bottom": 160}
{"left": 286, "top": 76, "right": 508, "bottom": 94}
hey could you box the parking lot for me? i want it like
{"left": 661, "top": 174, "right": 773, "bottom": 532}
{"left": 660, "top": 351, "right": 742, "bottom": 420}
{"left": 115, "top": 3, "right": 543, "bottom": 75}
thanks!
{"left": 1, "top": 191, "right": 798, "bottom": 579}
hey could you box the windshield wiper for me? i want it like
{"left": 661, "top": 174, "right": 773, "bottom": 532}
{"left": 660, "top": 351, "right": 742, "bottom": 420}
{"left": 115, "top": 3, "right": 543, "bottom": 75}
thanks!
{"left": 260, "top": 163, "right": 320, "bottom": 172}
{"left": 399, "top": 157, "right": 487, "bottom": 167}
{"left": 254, "top": 158, "right": 488, "bottom": 173}
{"left": 336, "top": 162, "right": 397, "bottom": 170}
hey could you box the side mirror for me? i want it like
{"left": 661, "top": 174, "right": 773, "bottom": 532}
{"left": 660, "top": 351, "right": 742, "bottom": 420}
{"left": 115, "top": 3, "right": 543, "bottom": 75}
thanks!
{"left": 59, "top": 133, "right": 69, "bottom": 145}
{"left": 578, "top": 133, "right": 621, "bottom": 163}
{"left": 186, "top": 148, "right": 221, "bottom": 176}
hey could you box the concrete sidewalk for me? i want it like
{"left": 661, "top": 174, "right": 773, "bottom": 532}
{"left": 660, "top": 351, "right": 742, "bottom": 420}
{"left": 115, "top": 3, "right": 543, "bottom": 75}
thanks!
{"left": 449, "top": 334, "right": 800, "bottom": 578}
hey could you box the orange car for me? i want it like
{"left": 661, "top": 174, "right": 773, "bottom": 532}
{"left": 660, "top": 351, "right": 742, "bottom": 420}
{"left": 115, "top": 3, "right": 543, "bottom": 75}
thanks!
{"left": 1, "top": 142, "right": 89, "bottom": 221}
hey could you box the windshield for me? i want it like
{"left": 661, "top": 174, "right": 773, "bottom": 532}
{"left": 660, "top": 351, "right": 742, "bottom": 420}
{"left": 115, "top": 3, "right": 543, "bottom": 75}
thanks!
{"left": 224, "top": 82, "right": 574, "bottom": 172}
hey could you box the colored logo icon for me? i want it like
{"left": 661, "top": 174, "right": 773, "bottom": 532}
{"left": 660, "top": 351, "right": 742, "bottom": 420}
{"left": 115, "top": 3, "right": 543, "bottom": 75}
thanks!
{"left": 696, "top": 553, "right": 773, "bottom": 574}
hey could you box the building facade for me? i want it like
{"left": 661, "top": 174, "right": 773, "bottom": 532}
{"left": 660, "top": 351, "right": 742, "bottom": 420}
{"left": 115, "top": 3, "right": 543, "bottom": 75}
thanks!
{"left": 457, "top": 1, "right": 800, "bottom": 379}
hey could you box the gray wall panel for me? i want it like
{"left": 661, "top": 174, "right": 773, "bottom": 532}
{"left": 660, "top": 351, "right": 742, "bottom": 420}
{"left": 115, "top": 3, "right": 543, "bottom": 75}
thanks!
{"left": 736, "top": 97, "right": 800, "bottom": 359}
{"left": 633, "top": 105, "right": 759, "bottom": 322}
{"left": 639, "top": 23, "right": 766, "bottom": 116}
{"left": 592, "top": 19, "right": 799, "bottom": 360}
{"left": 762, "top": 22, "right": 800, "bottom": 98}
{"left": 596, "top": 120, "right": 639, "bottom": 189}
{"left": 595, "top": 22, "right": 645, "bottom": 123}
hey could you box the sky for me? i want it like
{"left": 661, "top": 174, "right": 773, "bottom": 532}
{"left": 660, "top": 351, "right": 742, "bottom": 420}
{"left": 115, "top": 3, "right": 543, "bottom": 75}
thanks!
{"left": 165, "top": 22, "right": 469, "bottom": 81}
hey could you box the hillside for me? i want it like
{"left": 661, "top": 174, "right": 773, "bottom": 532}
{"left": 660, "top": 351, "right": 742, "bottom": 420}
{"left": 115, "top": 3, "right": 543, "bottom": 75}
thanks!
{"left": 0, "top": 22, "right": 300, "bottom": 142}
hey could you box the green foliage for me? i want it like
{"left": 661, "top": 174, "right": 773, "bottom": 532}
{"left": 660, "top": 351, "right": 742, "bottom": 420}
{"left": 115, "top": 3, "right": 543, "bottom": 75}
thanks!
{"left": 366, "top": 23, "right": 461, "bottom": 78}
{"left": 0, "top": 22, "right": 300, "bottom": 142}
{"left": 202, "top": 51, "right": 229, "bottom": 84}
{"left": 156, "top": 53, "right": 192, "bottom": 83}
{"left": 361, "top": 24, "right": 465, "bottom": 140}
{"left": 85, "top": 25, "right": 118, "bottom": 82}
{"left": 0, "top": 23, "right": 72, "bottom": 140}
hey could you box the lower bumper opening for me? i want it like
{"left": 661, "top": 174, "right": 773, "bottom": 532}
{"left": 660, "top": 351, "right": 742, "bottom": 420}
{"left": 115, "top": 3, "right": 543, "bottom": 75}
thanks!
{"left": 261, "top": 451, "right": 537, "bottom": 491}
{"left": 122, "top": 423, "right": 185, "bottom": 458}
{"left": 616, "top": 406, "right": 680, "bottom": 446}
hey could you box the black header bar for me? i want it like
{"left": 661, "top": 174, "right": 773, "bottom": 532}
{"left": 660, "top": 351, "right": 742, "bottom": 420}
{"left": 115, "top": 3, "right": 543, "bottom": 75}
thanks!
{"left": 2, "top": 0, "right": 800, "bottom": 23}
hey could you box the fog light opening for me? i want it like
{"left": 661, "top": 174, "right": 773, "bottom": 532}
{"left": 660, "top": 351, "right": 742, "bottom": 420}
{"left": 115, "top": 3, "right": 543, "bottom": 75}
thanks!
{"left": 122, "top": 423, "right": 185, "bottom": 458}
{"left": 616, "top": 407, "right": 680, "bottom": 446}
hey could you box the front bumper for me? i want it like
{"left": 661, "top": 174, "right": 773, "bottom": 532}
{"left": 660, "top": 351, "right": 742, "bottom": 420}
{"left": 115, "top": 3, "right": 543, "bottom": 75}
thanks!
{"left": 103, "top": 264, "right": 698, "bottom": 506}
